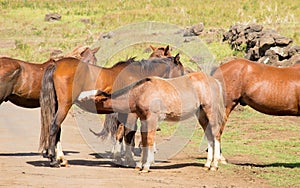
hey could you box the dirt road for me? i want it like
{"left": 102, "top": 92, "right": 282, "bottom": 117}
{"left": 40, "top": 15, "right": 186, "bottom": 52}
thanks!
{"left": 0, "top": 102, "right": 275, "bottom": 187}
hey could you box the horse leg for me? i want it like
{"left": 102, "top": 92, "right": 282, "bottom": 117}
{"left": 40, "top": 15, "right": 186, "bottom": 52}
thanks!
{"left": 217, "top": 107, "right": 232, "bottom": 165}
{"left": 206, "top": 104, "right": 224, "bottom": 170}
{"left": 55, "top": 129, "right": 68, "bottom": 167}
{"left": 112, "top": 122, "right": 124, "bottom": 165}
{"left": 123, "top": 113, "right": 138, "bottom": 167}
{"left": 196, "top": 109, "right": 211, "bottom": 169}
{"left": 48, "top": 104, "right": 72, "bottom": 167}
{"left": 197, "top": 108, "right": 221, "bottom": 170}
{"left": 203, "top": 125, "right": 221, "bottom": 171}
{"left": 136, "top": 116, "right": 157, "bottom": 173}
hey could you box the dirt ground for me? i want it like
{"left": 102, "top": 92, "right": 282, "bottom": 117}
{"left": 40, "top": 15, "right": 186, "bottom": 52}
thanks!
{"left": 0, "top": 102, "right": 280, "bottom": 188}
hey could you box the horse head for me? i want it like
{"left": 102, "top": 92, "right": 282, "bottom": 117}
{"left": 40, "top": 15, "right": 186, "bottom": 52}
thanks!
{"left": 149, "top": 45, "right": 171, "bottom": 59}
{"left": 169, "top": 53, "right": 184, "bottom": 77}
{"left": 64, "top": 45, "right": 100, "bottom": 65}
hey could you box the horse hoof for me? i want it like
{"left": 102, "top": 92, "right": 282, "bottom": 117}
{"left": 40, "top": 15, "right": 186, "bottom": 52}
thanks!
{"left": 50, "top": 161, "right": 61, "bottom": 168}
{"left": 141, "top": 168, "right": 150, "bottom": 173}
{"left": 42, "top": 150, "right": 49, "bottom": 158}
{"left": 210, "top": 166, "right": 218, "bottom": 171}
{"left": 60, "top": 159, "right": 69, "bottom": 167}
{"left": 135, "top": 166, "right": 142, "bottom": 171}
{"left": 203, "top": 166, "right": 210, "bottom": 171}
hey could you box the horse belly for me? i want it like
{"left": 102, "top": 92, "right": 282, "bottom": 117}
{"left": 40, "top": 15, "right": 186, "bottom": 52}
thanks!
{"left": 6, "top": 95, "right": 40, "bottom": 108}
{"left": 243, "top": 91, "right": 299, "bottom": 115}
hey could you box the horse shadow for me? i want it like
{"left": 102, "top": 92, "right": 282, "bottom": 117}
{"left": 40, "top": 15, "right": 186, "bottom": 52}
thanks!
{"left": 25, "top": 152, "right": 207, "bottom": 169}
{"left": 232, "top": 162, "right": 300, "bottom": 169}
{"left": 20, "top": 150, "right": 300, "bottom": 169}
{"left": 0, "top": 152, "right": 40, "bottom": 157}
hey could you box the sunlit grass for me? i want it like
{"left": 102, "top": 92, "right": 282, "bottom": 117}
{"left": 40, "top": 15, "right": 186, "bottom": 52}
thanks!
{"left": 0, "top": 0, "right": 299, "bottom": 62}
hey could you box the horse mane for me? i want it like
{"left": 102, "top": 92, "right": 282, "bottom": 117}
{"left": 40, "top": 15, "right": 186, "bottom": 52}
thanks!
{"left": 96, "top": 78, "right": 152, "bottom": 99}
{"left": 111, "top": 56, "right": 177, "bottom": 73}
{"left": 137, "top": 56, "right": 177, "bottom": 73}
{"left": 110, "top": 57, "right": 137, "bottom": 67}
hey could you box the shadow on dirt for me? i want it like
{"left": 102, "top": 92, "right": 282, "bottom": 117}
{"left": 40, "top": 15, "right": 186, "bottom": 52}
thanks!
{"left": 232, "top": 162, "right": 300, "bottom": 168}
{"left": 25, "top": 152, "right": 206, "bottom": 170}
{"left": 0, "top": 152, "right": 40, "bottom": 157}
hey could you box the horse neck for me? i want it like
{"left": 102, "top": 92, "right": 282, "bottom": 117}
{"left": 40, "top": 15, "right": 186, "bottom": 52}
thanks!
{"left": 102, "top": 93, "right": 134, "bottom": 113}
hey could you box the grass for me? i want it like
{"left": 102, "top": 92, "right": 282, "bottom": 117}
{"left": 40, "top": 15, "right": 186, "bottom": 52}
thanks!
{"left": 221, "top": 107, "right": 300, "bottom": 187}
{"left": 0, "top": 0, "right": 299, "bottom": 63}
{"left": 1, "top": 0, "right": 300, "bottom": 187}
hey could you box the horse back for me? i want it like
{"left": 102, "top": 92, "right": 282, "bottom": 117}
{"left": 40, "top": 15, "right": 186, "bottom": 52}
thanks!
{"left": 0, "top": 57, "right": 22, "bottom": 80}
{"left": 0, "top": 58, "right": 22, "bottom": 101}
{"left": 135, "top": 76, "right": 200, "bottom": 120}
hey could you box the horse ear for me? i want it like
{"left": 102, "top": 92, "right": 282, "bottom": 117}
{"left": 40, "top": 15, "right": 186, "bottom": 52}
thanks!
{"left": 164, "top": 45, "right": 170, "bottom": 56}
{"left": 150, "top": 45, "right": 156, "bottom": 51}
{"left": 92, "top": 46, "right": 100, "bottom": 54}
{"left": 174, "top": 53, "right": 180, "bottom": 64}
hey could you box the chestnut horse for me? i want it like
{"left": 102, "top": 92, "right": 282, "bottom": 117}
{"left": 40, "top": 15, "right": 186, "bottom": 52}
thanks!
{"left": 81, "top": 72, "right": 226, "bottom": 172}
{"left": 0, "top": 46, "right": 99, "bottom": 164}
{"left": 212, "top": 58, "right": 300, "bottom": 161}
{"left": 0, "top": 46, "right": 99, "bottom": 108}
{"left": 97, "top": 45, "right": 172, "bottom": 164}
{"left": 39, "top": 54, "right": 184, "bottom": 167}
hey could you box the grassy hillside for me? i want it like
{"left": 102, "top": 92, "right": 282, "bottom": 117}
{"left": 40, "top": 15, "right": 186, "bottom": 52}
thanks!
{"left": 0, "top": 0, "right": 299, "bottom": 63}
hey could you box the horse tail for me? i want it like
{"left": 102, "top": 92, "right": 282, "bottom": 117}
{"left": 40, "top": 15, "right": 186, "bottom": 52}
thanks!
{"left": 89, "top": 113, "right": 119, "bottom": 140}
{"left": 213, "top": 79, "right": 226, "bottom": 131}
{"left": 39, "top": 63, "right": 57, "bottom": 152}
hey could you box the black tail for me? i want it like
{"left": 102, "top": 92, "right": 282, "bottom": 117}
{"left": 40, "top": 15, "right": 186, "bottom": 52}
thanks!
{"left": 96, "top": 77, "right": 152, "bottom": 99}
{"left": 39, "top": 63, "right": 57, "bottom": 152}
{"left": 89, "top": 113, "right": 119, "bottom": 140}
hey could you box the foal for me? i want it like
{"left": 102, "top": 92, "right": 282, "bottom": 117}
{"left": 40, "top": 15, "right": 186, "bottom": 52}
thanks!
{"left": 82, "top": 72, "right": 226, "bottom": 172}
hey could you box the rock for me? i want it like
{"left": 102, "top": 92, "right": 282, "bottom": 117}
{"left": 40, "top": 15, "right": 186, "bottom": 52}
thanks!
{"left": 274, "top": 54, "right": 300, "bottom": 67}
{"left": 50, "top": 49, "right": 63, "bottom": 59}
{"left": 268, "top": 46, "right": 286, "bottom": 58}
{"left": 247, "top": 23, "right": 263, "bottom": 32}
{"left": 183, "top": 23, "right": 204, "bottom": 37}
{"left": 80, "top": 18, "right": 90, "bottom": 24}
{"left": 288, "top": 45, "right": 300, "bottom": 56}
{"left": 275, "top": 36, "right": 293, "bottom": 46}
{"left": 191, "top": 23, "right": 204, "bottom": 35}
{"left": 45, "top": 13, "right": 61, "bottom": 22}
{"left": 223, "top": 23, "right": 299, "bottom": 66}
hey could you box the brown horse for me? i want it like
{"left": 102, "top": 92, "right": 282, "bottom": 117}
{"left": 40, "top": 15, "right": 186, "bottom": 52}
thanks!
{"left": 0, "top": 46, "right": 99, "bottom": 164}
{"left": 81, "top": 72, "right": 226, "bottom": 172}
{"left": 39, "top": 53, "right": 184, "bottom": 167}
{"left": 0, "top": 46, "right": 99, "bottom": 108}
{"left": 212, "top": 58, "right": 300, "bottom": 161}
{"left": 149, "top": 45, "right": 171, "bottom": 58}
{"left": 97, "top": 45, "right": 173, "bottom": 164}
{"left": 51, "top": 45, "right": 100, "bottom": 65}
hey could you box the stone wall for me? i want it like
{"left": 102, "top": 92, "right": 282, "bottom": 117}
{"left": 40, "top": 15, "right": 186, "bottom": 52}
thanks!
{"left": 223, "top": 23, "right": 300, "bottom": 66}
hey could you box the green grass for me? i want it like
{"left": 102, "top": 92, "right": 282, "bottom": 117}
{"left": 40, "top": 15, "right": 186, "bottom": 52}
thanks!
{"left": 221, "top": 107, "right": 300, "bottom": 187}
{"left": 0, "top": 0, "right": 299, "bottom": 62}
